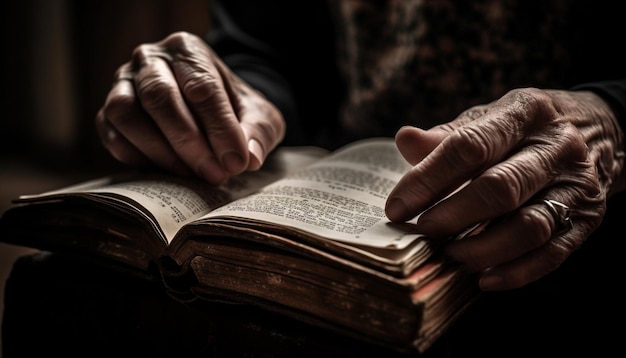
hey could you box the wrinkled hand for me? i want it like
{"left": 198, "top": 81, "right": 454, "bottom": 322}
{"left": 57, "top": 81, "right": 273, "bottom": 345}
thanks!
{"left": 385, "top": 88, "right": 626, "bottom": 291}
{"left": 96, "top": 31, "right": 285, "bottom": 184}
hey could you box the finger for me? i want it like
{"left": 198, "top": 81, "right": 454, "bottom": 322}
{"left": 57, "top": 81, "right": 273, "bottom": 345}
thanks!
{"left": 413, "top": 144, "right": 556, "bottom": 236}
{"left": 164, "top": 34, "right": 249, "bottom": 175}
{"left": 455, "top": 200, "right": 584, "bottom": 291}
{"left": 475, "top": 241, "right": 568, "bottom": 291}
{"left": 395, "top": 126, "right": 445, "bottom": 165}
{"left": 386, "top": 90, "right": 575, "bottom": 223}
{"left": 413, "top": 120, "right": 590, "bottom": 236}
{"left": 96, "top": 108, "right": 150, "bottom": 167}
{"left": 101, "top": 71, "right": 192, "bottom": 176}
{"left": 237, "top": 91, "right": 286, "bottom": 171}
{"left": 240, "top": 117, "right": 283, "bottom": 171}
{"left": 444, "top": 202, "right": 555, "bottom": 274}
{"left": 386, "top": 115, "right": 520, "bottom": 223}
{"left": 132, "top": 47, "right": 228, "bottom": 184}
{"left": 444, "top": 180, "right": 603, "bottom": 291}
{"left": 394, "top": 106, "right": 491, "bottom": 165}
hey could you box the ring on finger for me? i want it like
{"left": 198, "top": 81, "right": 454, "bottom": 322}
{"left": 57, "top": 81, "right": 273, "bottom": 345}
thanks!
{"left": 542, "top": 199, "right": 573, "bottom": 235}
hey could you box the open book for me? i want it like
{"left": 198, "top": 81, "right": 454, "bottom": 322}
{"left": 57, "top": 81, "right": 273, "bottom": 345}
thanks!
{"left": 0, "top": 137, "right": 482, "bottom": 354}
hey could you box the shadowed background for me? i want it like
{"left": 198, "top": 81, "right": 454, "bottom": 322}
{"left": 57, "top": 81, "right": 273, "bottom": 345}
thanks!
{"left": 0, "top": 1, "right": 210, "bottom": 354}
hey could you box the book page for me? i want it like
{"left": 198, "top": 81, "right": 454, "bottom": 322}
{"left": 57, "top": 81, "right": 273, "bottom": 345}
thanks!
{"left": 16, "top": 147, "right": 327, "bottom": 245}
{"left": 204, "top": 138, "right": 424, "bottom": 249}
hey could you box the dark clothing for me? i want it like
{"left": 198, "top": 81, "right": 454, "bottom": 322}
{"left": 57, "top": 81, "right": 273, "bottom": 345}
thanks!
{"left": 207, "top": 0, "right": 626, "bottom": 149}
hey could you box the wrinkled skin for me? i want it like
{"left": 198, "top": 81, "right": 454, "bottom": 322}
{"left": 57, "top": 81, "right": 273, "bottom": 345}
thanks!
{"left": 97, "top": 32, "right": 626, "bottom": 293}
{"left": 96, "top": 32, "right": 285, "bottom": 185}
{"left": 385, "top": 88, "right": 626, "bottom": 291}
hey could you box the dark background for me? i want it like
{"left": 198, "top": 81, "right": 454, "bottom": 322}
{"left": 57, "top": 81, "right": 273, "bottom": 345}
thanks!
{"left": 0, "top": 0, "right": 210, "bottom": 353}
{"left": 1, "top": 0, "right": 210, "bottom": 170}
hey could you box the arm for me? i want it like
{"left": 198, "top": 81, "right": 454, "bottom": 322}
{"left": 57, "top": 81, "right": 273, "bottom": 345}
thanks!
{"left": 205, "top": 0, "right": 299, "bottom": 139}
{"left": 206, "top": 0, "right": 342, "bottom": 148}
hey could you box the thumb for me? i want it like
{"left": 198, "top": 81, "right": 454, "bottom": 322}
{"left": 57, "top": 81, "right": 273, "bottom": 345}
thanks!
{"left": 396, "top": 106, "right": 488, "bottom": 164}
{"left": 395, "top": 125, "right": 450, "bottom": 165}
{"left": 239, "top": 105, "right": 286, "bottom": 171}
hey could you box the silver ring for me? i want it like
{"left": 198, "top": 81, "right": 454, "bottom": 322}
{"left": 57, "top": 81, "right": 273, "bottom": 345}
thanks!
{"left": 543, "top": 199, "right": 573, "bottom": 234}
{"left": 115, "top": 64, "right": 135, "bottom": 81}
{"left": 117, "top": 71, "right": 135, "bottom": 81}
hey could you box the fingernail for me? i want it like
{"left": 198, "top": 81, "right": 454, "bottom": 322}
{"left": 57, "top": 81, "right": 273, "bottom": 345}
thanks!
{"left": 414, "top": 214, "right": 436, "bottom": 234}
{"left": 248, "top": 139, "right": 264, "bottom": 171}
{"left": 222, "top": 152, "right": 246, "bottom": 174}
{"left": 479, "top": 275, "right": 502, "bottom": 291}
{"left": 386, "top": 198, "right": 409, "bottom": 222}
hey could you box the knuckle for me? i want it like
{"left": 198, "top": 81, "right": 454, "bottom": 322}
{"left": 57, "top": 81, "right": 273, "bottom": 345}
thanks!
{"left": 206, "top": 118, "right": 241, "bottom": 138}
{"left": 474, "top": 169, "right": 523, "bottom": 212}
{"left": 182, "top": 74, "right": 220, "bottom": 103}
{"left": 503, "top": 87, "right": 556, "bottom": 127}
{"left": 444, "top": 127, "right": 493, "bottom": 167}
{"left": 460, "top": 105, "right": 488, "bottom": 121}
{"left": 161, "top": 31, "right": 206, "bottom": 61}
{"left": 166, "top": 130, "right": 196, "bottom": 150}
{"left": 130, "top": 43, "right": 156, "bottom": 66}
{"left": 162, "top": 31, "right": 194, "bottom": 48}
{"left": 102, "top": 94, "right": 137, "bottom": 126}
{"left": 559, "top": 125, "right": 588, "bottom": 160}
{"left": 256, "top": 104, "right": 286, "bottom": 142}
{"left": 518, "top": 208, "right": 552, "bottom": 248}
{"left": 506, "top": 87, "right": 552, "bottom": 112}
{"left": 137, "top": 76, "right": 178, "bottom": 109}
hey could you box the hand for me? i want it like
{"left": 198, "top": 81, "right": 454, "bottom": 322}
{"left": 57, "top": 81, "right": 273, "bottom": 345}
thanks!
{"left": 96, "top": 31, "right": 286, "bottom": 184}
{"left": 385, "top": 88, "right": 625, "bottom": 291}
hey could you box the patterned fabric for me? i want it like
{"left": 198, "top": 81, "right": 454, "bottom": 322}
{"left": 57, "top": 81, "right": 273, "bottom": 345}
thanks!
{"left": 327, "top": 0, "right": 573, "bottom": 138}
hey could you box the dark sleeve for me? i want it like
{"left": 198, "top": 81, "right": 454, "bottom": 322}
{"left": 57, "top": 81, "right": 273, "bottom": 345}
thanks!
{"left": 205, "top": 0, "right": 342, "bottom": 147}
{"left": 572, "top": 78, "right": 626, "bottom": 134}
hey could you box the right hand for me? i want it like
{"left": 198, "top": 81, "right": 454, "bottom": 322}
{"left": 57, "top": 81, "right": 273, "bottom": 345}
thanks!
{"left": 386, "top": 88, "right": 625, "bottom": 291}
{"left": 96, "top": 31, "right": 286, "bottom": 184}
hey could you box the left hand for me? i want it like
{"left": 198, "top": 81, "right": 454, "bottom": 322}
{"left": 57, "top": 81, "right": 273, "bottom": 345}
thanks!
{"left": 385, "top": 88, "right": 625, "bottom": 291}
{"left": 95, "top": 32, "right": 286, "bottom": 185}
